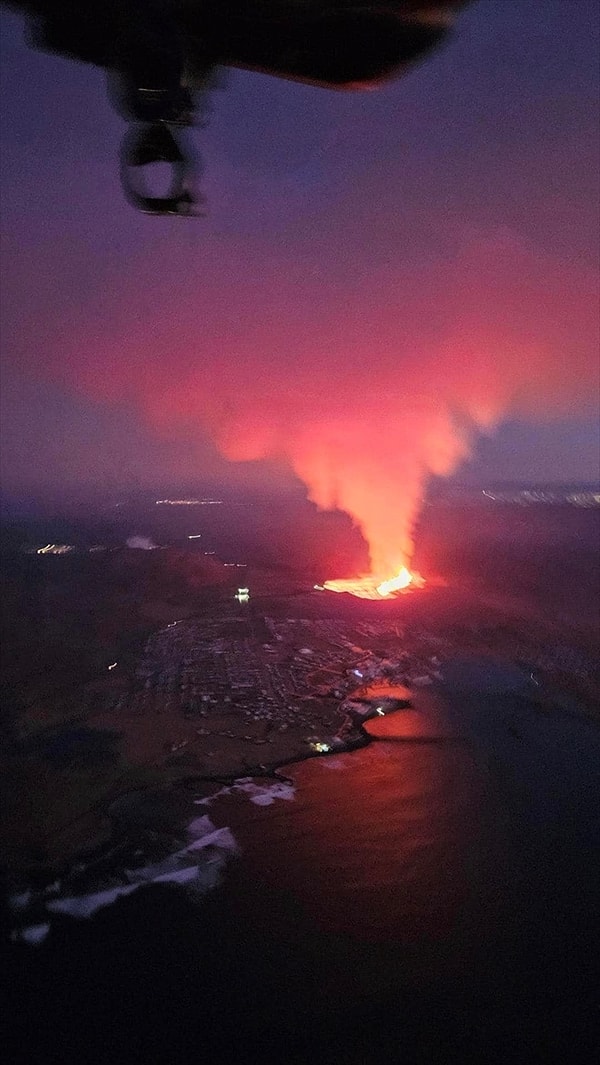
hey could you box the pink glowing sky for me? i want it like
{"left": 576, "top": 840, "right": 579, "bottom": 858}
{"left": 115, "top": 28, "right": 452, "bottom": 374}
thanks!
{"left": 1, "top": 1, "right": 599, "bottom": 559}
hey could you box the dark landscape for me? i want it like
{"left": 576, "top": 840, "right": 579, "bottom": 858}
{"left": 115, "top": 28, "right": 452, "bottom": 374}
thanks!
{"left": 2, "top": 490, "right": 599, "bottom": 1064}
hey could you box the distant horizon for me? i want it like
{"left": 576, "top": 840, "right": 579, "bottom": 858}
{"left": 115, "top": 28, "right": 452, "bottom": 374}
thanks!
{"left": 2, "top": 476, "right": 599, "bottom": 522}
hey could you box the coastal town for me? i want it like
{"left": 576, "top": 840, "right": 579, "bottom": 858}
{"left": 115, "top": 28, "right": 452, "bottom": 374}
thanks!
{"left": 81, "top": 578, "right": 599, "bottom": 783}
{"left": 86, "top": 604, "right": 448, "bottom": 773}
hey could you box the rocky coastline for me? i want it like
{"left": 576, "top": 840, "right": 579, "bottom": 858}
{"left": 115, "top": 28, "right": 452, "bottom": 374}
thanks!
{"left": 5, "top": 694, "right": 412, "bottom": 944}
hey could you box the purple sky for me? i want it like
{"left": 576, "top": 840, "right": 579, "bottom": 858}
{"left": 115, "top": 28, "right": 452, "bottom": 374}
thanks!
{"left": 1, "top": 0, "right": 599, "bottom": 509}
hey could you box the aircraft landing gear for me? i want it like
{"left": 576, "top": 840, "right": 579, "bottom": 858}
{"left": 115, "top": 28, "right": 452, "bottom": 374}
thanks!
{"left": 110, "top": 2, "right": 205, "bottom": 216}
{"left": 119, "top": 122, "right": 203, "bottom": 217}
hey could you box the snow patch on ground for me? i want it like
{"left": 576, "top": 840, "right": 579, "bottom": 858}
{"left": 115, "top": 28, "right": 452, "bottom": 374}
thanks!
{"left": 10, "top": 923, "right": 51, "bottom": 945}
{"left": 196, "top": 777, "right": 296, "bottom": 807}
{"left": 47, "top": 884, "right": 139, "bottom": 919}
{"left": 187, "top": 814, "right": 218, "bottom": 837}
{"left": 183, "top": 827, "right": 239, "bottom": 853}
{"left": 39, "top": 813, "right": 239, "bottom": 923}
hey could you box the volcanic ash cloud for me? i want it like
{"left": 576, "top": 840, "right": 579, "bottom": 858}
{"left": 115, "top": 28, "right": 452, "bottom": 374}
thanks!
{"left": 201, "top": 234, "right": 598, "bottom": 579}
{"left": 62, "top": 230, "right": 599, "bottom": 580}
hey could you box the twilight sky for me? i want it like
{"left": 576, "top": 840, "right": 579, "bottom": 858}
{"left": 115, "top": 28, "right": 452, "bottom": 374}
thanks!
{"left": 1, "top": 0, "right": 599, "bottom": 533}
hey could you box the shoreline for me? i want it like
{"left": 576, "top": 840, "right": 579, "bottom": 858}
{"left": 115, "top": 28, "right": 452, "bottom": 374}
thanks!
{"left": 4, "top": 699, "right": 401, "bottom": 937}
{"left": 4, "top": 708, "right": 397, "bottom": 946}
{"left": 4, "top": 577, "right": 598, "bottom": 888}
{"left": 175, "top": 698, "right": 383, "bottom": 786}
{"left": 6, "top": 650, "right": 597, "bottom": 931}
{"left": 6, "top": 658, "right": 597, "bottom": 894}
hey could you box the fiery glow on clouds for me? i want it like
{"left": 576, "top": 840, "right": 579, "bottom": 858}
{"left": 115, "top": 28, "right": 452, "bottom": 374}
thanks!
{"left": 204, "top": 233, "right": 597, "bottom": 579}
{"left": 45, "top": 228, "right": 600, "bottom": 577}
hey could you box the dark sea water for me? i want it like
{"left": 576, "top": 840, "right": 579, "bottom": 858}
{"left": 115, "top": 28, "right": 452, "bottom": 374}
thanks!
{"left": 5, "top": 658, "right": 600, "bottom": 1065}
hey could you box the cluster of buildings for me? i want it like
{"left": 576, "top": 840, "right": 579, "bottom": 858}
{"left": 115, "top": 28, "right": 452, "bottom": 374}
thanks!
{"left": 154, "top": 498, "right": 224, "bottom": 506}
{"left": 118, "top": 613, "right": 445, "bottom": 735}
{"left": 26, "top": 543, "right": 76, "bottom": 555}
{"left": 73, "top": 593, "right": 598, "bottom": 747}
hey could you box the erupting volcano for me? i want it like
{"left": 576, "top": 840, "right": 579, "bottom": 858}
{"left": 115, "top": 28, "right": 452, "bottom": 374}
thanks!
{"left": 29, "top": 230, "right": 598, "bottom": 577}
{"left": 322, "top": 566, "right": 424, "bottom": 600}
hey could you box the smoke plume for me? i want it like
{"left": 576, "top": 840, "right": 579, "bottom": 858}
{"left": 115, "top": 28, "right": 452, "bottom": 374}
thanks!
{"left": 56, "top": 228, "right": 598, "bottom": 578}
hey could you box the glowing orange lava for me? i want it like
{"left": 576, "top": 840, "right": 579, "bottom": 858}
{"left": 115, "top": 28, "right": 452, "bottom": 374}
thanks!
{"left": 321, "top": 567, "right": 424, "bottom": 600}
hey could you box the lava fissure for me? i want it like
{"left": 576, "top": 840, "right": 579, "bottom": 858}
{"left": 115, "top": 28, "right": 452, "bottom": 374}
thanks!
{"left": 322, "top": 567, "right": 424, "bottom": 600}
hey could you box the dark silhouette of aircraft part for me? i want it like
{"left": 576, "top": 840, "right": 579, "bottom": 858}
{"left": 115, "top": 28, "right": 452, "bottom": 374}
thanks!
{"left": 6, "top": 1, "right": 472, "bottom": 214}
